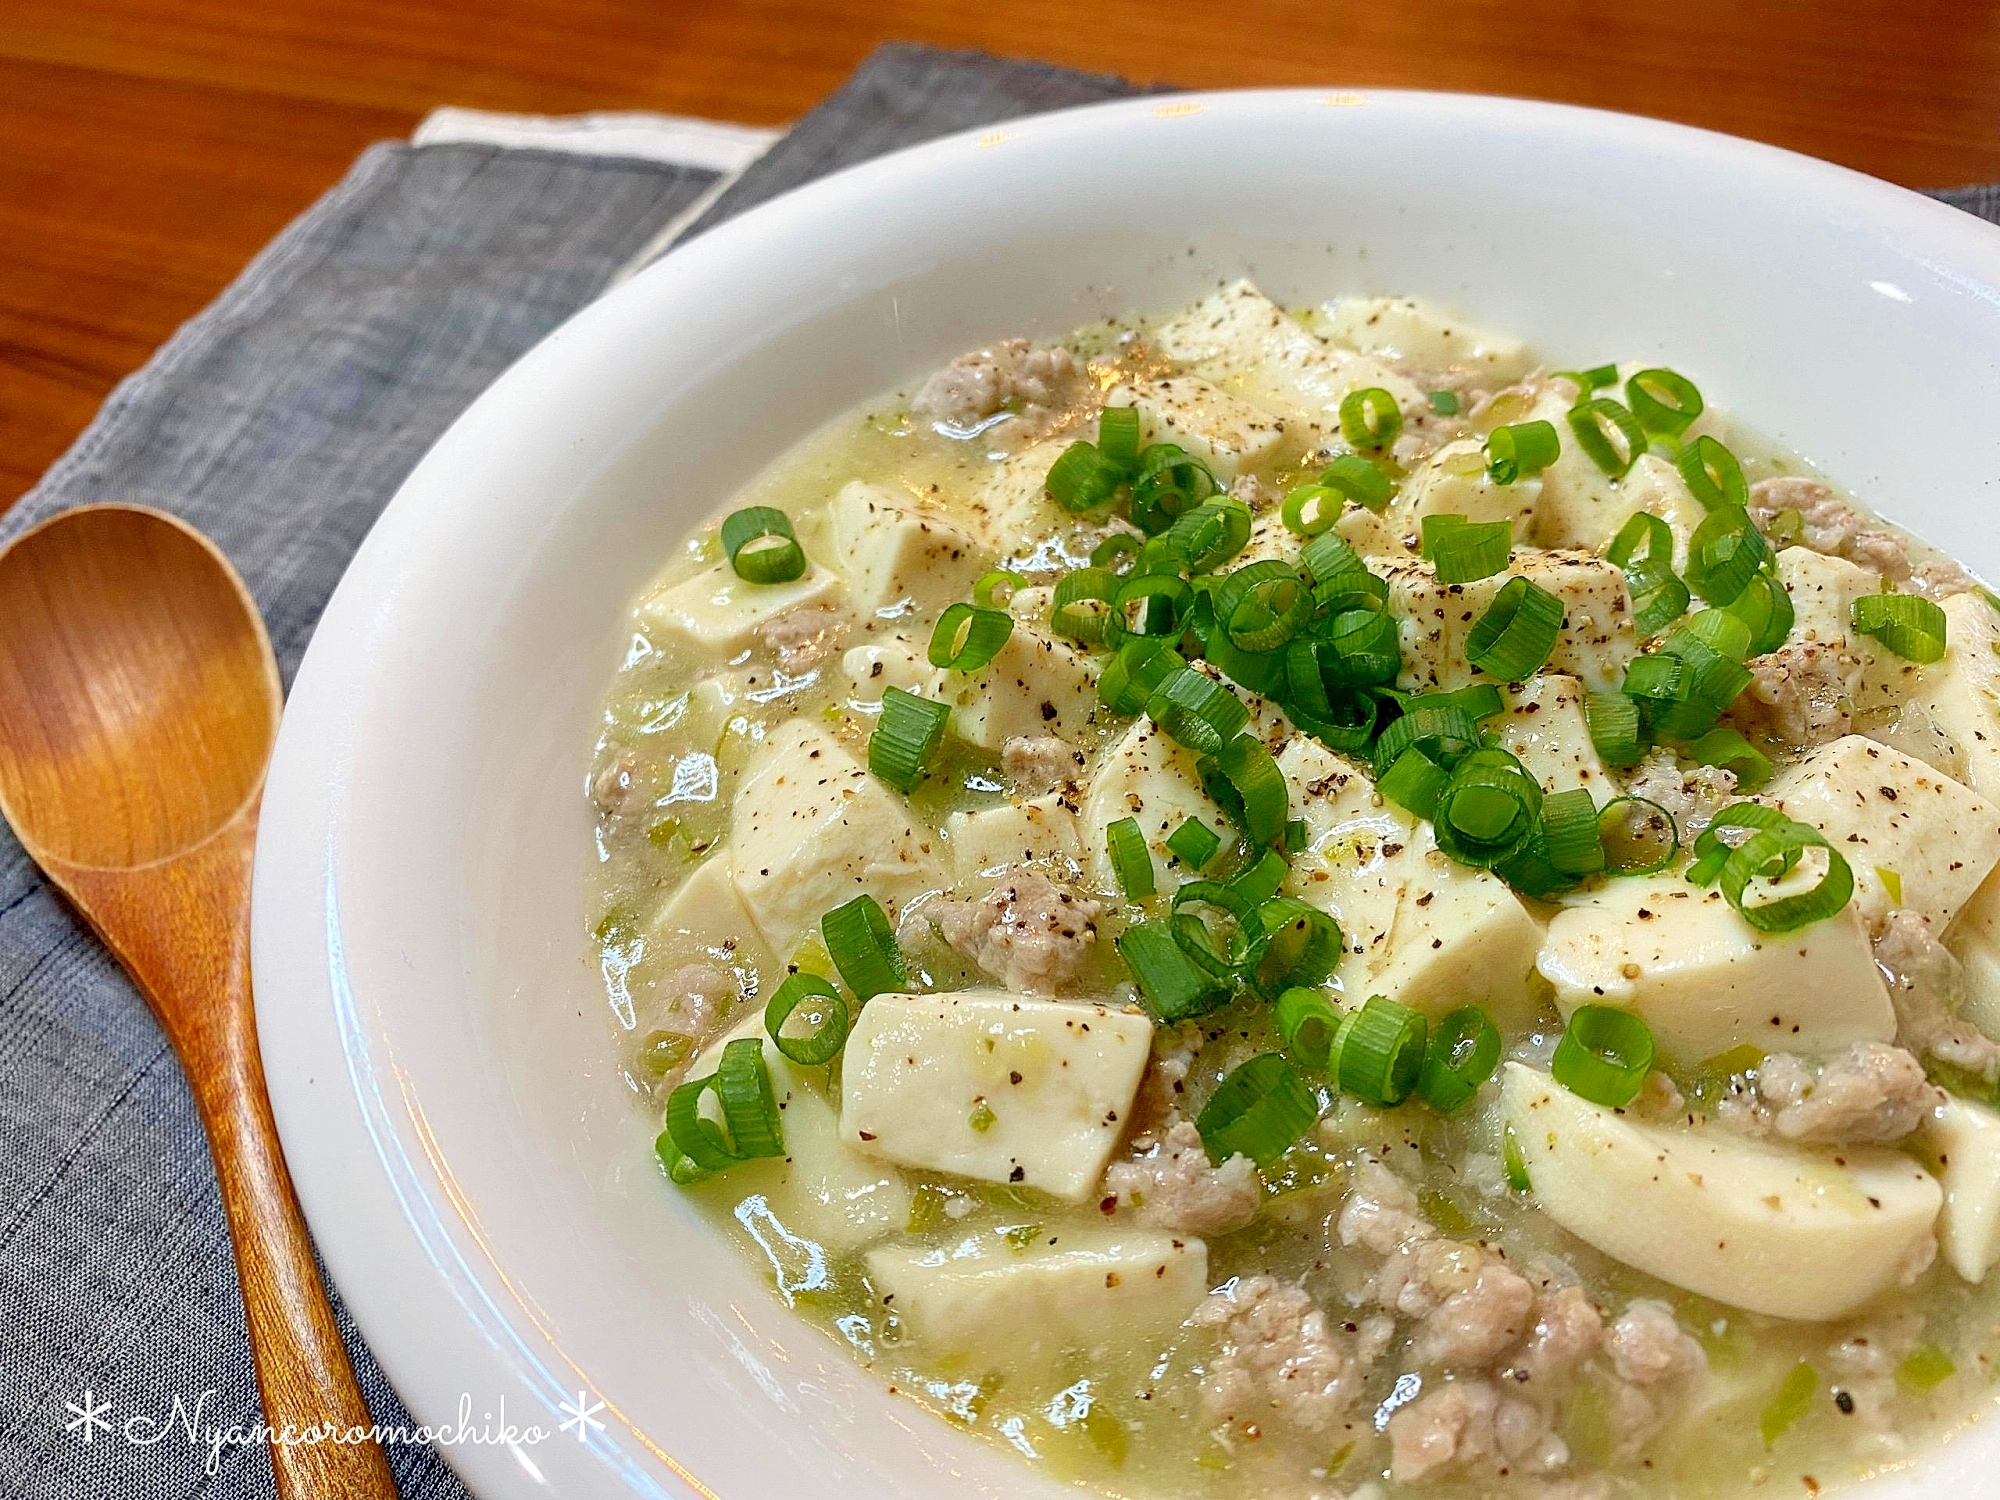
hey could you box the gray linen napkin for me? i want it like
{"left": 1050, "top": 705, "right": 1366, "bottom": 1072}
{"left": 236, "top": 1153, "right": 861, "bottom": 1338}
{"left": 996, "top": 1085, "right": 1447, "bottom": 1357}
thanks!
{"left": 2, "top": 39, "right": 1996, "bottom": 1500}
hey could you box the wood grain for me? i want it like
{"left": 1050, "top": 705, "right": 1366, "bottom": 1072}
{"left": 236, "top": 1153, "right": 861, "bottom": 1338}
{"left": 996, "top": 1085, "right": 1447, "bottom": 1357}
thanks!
{"left": 0, "top": 507, "right": 396, "bottom": 1498}
{"left": 5, "top": 1, "right": 2000, "bottom": 507}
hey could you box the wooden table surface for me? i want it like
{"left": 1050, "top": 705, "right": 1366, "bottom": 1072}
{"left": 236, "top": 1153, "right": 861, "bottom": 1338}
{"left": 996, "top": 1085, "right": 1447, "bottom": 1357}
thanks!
{"left": 7, "top": 1, "right": 2000, "bottom": 509}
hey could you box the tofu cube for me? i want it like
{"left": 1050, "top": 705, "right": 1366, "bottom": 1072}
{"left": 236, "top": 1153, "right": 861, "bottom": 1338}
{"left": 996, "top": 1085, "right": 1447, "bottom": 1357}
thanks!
{"left": 840, "top": 634, "right": 944, "bottom": 704}
{"left": 1394, "top": 439, "right": 1539, "bottom": 540}
{"left": 1105, "top": 375, "right": 1287, "bottom": 481}
{"left": 864, "top": 1227, "right": 1208, "bottom": 1370}
{"left": 1537, "top": 878, "right": 1896, "bottom": 1067}
{"left": 637, "top": 560, "right": 844, "bottom": 661}
{"left": 827, "top": 480, "right": 988, "bottom": 616}
{"left": 1081, "top": 717, "right": 1231, "bottom": 892}
{"left": 647, "top": 854, "right": 780, "bottom": 986}
{"left": 1776, "top": 547, "right": 1878, "bottom": 649}
{"left": 1385, "top": 549, "right": 1636, "bottom": 694}
{"left": 1765, "top": 734, "right": 2000, "bottom": 931}
{"left": 840, "top": 991, "right": 1153, "bottom": 1202}
{"left": 1920, "top": 1096, "right": 2000, "bottom": 1284}
{"left": 1315, "top": 295, "right": 1532, "bottom": 383}
{"left": 1901, "top": 591, "right": 2000, "bottom": 802}
{"left": 1948, "top": 863, "right": 2000, "bottom": 1037}
{"left": 945, "top": 793, "right": 1084, "bottom": 879}
{"left": 965, "top": 438, "right": 1075, "bottom": 556}
{"left": 941, "top": 620, "right": 1100, "bottom": 750}
{"left": 726, "top": 720, "right": 944, "bottom": 954}
{"left": 1496, "top": 673, "right": 1616, "bottom": 804}
{"left": 1526, "top": 395, "right": 1705, "bottom": 563}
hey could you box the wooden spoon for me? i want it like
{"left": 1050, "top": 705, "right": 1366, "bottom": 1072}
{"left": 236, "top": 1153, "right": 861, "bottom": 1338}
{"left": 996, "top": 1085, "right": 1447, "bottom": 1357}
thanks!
{"left": 0, "top": 505, "right": 397, "bottom": 1499}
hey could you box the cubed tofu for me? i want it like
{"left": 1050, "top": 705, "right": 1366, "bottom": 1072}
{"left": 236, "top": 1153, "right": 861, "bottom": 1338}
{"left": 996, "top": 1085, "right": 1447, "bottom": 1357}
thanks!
{"left": 1525, "top": 387, "right": 1706, "bottom": 563}
{"left": 1394, "top": 439, "right": 1539, "bottom": 539}
{"left": 1503, "top": 1063, "right": 1941, "bottom": 1321}
{"left": 840, "top": 634, "right": 943, "bottom": 704}
{"left": 647, "top": 854, "right": 780, "bottom": 985}
{"left": 1776, "top": 547, "right": 1878, "bottom": 649}
{"left": 1496, "top": 673, "right": 1616, "bottom": 804}
{"left": 1105, "top": 375, "right": 1287, "bottom": 482}
{"left": 1900, "top": 592, "right": 2000, "bottom": 801}
{"left": 1765, "top": 734, "right": 2000, "bottom": 931}
{"left": 841, "top": 991, "right": 1153, "bottom": 1201}
{"left": 941, "top": 620, "right": 1101, "bottom": 750}
{"left": 1150, "top": 281, "right": 1425, "bottom": 448}
{"left": 864, "top": 1227, "right": 1208, "bottom": 1370}
{"left": 691, "top": 1015, "right": 910, "bottom": 1255}
{"left": 1280, "top": 739, "right": 1544, "bottom": 1024}
{"left": 965, "top": 439, "right": 1075, "bottom": 556}
{"left": 1920, "top": 1096, "right": 2000, "bottom": 1283}
{"left": 945, "top": 793, "right": 1084, "bottom": 879}
{"left": 637, "top": 560, "right": 844, "bottom": 661}
{"left": 1315, "top": 295, "right": 1533, "bottom": 383}
{"left": 827, "top": 480, "right": 988, "bottom": 616}
{"left": 1385, "top": 549, "right": 1636, "bottom": 694}
{"left": 1081, "top": 717, "right": 1231, "bottom": 893}
{"left": 726, "top": 720, "right": 944, "bottom": 955}
{"left": 1536, "top": 879, "right": 1895, "bottom": 1067}
{"left": 1948, "top": 863, "right": 2000, "bottom": 1037}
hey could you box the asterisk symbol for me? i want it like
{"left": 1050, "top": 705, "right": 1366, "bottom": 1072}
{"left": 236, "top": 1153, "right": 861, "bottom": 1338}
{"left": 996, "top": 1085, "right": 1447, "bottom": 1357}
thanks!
{"left": 557, "top": 1390, "right": 606, "bottom": 1442}
{"left": 65, "top": 1390, "right": 113, "bottom": 1443}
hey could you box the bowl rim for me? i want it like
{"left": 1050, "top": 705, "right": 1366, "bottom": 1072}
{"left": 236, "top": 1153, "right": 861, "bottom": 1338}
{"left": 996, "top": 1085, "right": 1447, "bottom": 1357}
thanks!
{"left": 250, "top": 83, "right": 2000, "bottom": 1500}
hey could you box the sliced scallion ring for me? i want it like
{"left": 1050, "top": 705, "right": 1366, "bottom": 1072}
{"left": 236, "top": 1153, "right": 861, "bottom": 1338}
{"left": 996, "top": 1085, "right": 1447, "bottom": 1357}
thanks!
{"left": 928, "top": 602, "right": 1015, "bottom": 671}
{"left": 1339, "top": 387, "right": 1404, "bottom": 450}
{"left": 1106, "top": 572, "right": 1194, "bottom": 646}
{"left": 1567, "top": 398, "right": 1647, "bottom": 479}
{"left": 1421, "top": 515, "right": 1514, "bottom": 584}
{"left": 763, "top": 972, "right": 851, "bottom": 1066}
{"left": 1116, "top": 920, "right": 1228, "bottom": 1022}
{"left": 1161, "top": 497, "right": 1253, "bottom": 574}
{"left": 1429, "top": 389, "right": 1461, "bottom": 416}
{"left": 1686, "top": 505, "right": 1773, "bottom": 607}
{"left": 1097, "top": 404, "right": 1143, "bottom": 471}
{"left": 1584, "top": 689, "right": 1646, "bottom": 767}
{"left": 1199, "top": 734, "right": 1289, "bottom": 848}
{"left": 821, "top": 893, "right": 906, "bottom": 1001}
{"left": 1373, "top": 697, "right": 1484, "bottom": 775}
{"left": 868, "top": 688, "right": 949, "bottom": 793}
{"left": 1217, "top": 561, "right": 1313, "bottom": 652}
{"left": 721, "top": 506, "right": 807, "bottom": 584}
{"left": 1552, "top": 1005, "right": 1655, "bottom": 1108}
{"left": 1676, "top": 434, "right": 1749, "bottom": 511}
{"left": 664, "top": 1036, "right": 787, "bottom": 1173}
{"left": 1606, "top": 511, "right": 1692, "bottom": 637}
{"left": 1333, "top": 994, "right": 1428, "bottom": 1107}
{"left": 1465, "top": 575, "right": 1566, "bottom": 681}
{"left": 1417, "top": 1006, "right": 1502, "bottom": 1115}
{"left": 1687, "top": 726, "right": 1774, "bottom": 789}
{"left": 1098, "top": 637, "right": 1185, "bottom": 716}
{"left": 1540, "top": 787, "right": 1607, "bottom": 876}
{"left": 1718, "top": 820, "right": 1854, "bottom": 933}
{"left": 1249, "top": 897, "right": 1342, "bottom": 997}
{"left": 1149, "top": 667, "right": 1252, "bottom": 755}
{"left": 1626, "top": 368, "right": 1704, "bottom": 438}
{"left": 1050, "top": 567, "right": 1120, "bottom": 645}
{"left": 1044, "top": 439, "right": 1127, "bottom": 512}
{"left": 1852, "top": 591, "right": 1948, "bottom": 663}
{"left": 1319, "top": 453, "right": 1395, "bottom": 512}
{"left": 1166, "top": 816, "right": 1223, "bottom": 870}
{"left": 1685, "top": 801, "right": 1793, "bottom": 885}
{"left": 1597, "top": 795, "right": 1681, "bottom": 875}
{"left": 1484, "top": 419, "right": 1561, "bottom": 483}
{"left": 1275, "top": 987, "right": 1343, "bottom": 1071}
{"left": 1197, "top": 1053, "right": 1319, "bottom": 1168}
{"left": 974, "top": 567, "right": 1029, "bottom": 606}
{"left": 1320, "top": 608, "right": 1400, "bottom": 686}
{"left": 1226, "top": 848, "right": 1290, "bottom": 905}
{"left": 1130, "top": 442, "right": 1219, "bottom": 533}
{"left": 1107, "top": 816, "right": 1156, "bottom": 899}
{"left": 1433, "top": 747, "right": 1543, "bottom": 868}
{"left": 1282, "top": 484, "right": 1342, "bottom": 537}
{"left": 1721, "top": 567, "right": 1794, "bottom": 656}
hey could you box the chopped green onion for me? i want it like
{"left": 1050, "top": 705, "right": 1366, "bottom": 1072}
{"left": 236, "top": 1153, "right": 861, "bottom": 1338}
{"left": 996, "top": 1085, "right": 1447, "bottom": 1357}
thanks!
{"left": 1552, "top": 1004, "right": 1655, "bottom": 1108}
{"left": 974, "top": 568, "right": 1029, "bottom": 607}
{"left": 928, "top": 602, "right": 1015, "bottom": 671}
{"left": 1540, "top": 787, "right": 1606, "bottom": 876}
{"left": 1117, "top": 921, "right": 1228, "bottom": 1021}
{"left": 1606, "top": 511, "right": 1692, "bottom": 637}
{"left": 1333, "top": 994, "right": 1427, "bottom": 1107}
{"left": 1759, "top": 1361, "right": 1818, "bottom": 1449}
{"left": 1289, "top": 676, "right": 1381, "bottom": 756}
{"left": 1684, "top": 801, "right": 1792, "bottom": 885}
{"left": 1626, "top": 368, "right": 1704, "bottom": 438}
{"left": 1275, "top": 987, "right": 1342, "bottom": 1070}
{"left": 1166, "top": 816, "right": 1223, "bottom": 870}
{"left": 1199, "top": 734, "right": 1290, "bottom": 848}
{"left": 1282, "top": 484, "right": 1341, "bottom": 537}
{"left": 1853, "top": 591, "right": 1948, "bottom": 663}
{"left": 1417, "top": 1006, "right": 1501, "bottom": 1115}
{"left": 1089, "top": 533, "right": 1141, "bottom": 572}
{"left": 1422, "top": 515, "right": 1514, "bottom": 584}
{"left": 1319, "top": 453, "right": 1395, "bottom": 513}
{"left": 1716, "top": 817, "right": 1854, "bottom": 933}
{"left": 1373, "top": 696, "right": 1484, "bottom": 775}
{"left": 1676, "top": 435, "right": 1749, "bottom": 511}
{"left": 1597, "top": 795, "right": 1681, "bottom": 874}
{"left": 869, "top": 688, "right": 949, "bottom": 792}
{"left": 1107, "top": 816, "right": 1155, "bottom": 899}
{"left": 1284, "top": 817, "right": 1308, "bottom": 854}
{"left": 822, "top": 893, "right": 906, "bottom": 1001}
{"left": 1214, "top": 559, "right": 1313, "bottom": 652}
{"left": 663, "top": 1036, "right": 786, "bottom": 1173}
{"left": 1484, "top": 420, "right": 1561, "bottom": 483}
{"left": 1160, "top": 497, "right": 1253, "bottom": 574}
{"left": 1197, "top": 1053, "right": 1319, "bottom": 1168}
{"left": 1493, "top": 829, "right": 1579, "bottom": 901}
{"left": 1877, "top": 865, "right": 1905, "bottom": 907}
{"left": 1106, "top": 571, "right": 1194, "bottom": 646}
{"left": 1378, "top": 747, "right": 1450, "bottom": 820}
{"left": 1050, "top": 567, "right": 1120, "bottom": 645}
{"left": 721, "top": 506, "right": 807, "bottom": 584}
{"left": 1250, "top": 897, "right": 1342, "bottom": 996}
{"left": 1434, "top": 682, "right": 1506, "bottom": 721}
{"left": 1300, "top": 532, "right": 1389, "bottom": 611}
{"left": 1429, "top": 389, "right": 1461, "bottom": 417}
{"left": 1433, "top": 747, "right": 1543, "bottom": 868}
{"left": 764, "top": 971, "right": 851, "bottom": 1065}
{"left": 1318, "top": 609, "right": 1401, "bottom": 687}
{"left": 1766, "top": 507, "right": 1805, "bottom": 549}
{"left": 1721, "top": 568, "right": 1794, "bottom": 656}
{"left": 1465, "top": 575, "right": 1565, "bottom": 681}
{"left": 1228, "top": 848, "right": 1290, "bottom": 905}
{"left": 1686, "top": 506, "right": 1773, "bottom": 608}
{"left": 1149, "top": 667, "right": 1252, "bottom": 755}
{"left": 1568, "top": 398, "right": 1647, "bottom": 479}
{"left": 1131, "top": 443, "right": 1219, "bottom": 533}
{"left": 1687, "top": 726, "right": 1773, "bottom": 788}
{"left": 1044, "top": 440, "right": 1127, "bottom": 512}
{"left": 1097, "top": 405, "right": 1143, "bottom": 470}
{"left": 1503, "top": 1123, "right": 1531, "bottom": 1191}
{"left": 1896, "top": 1344, "right": 1956, "bottom": 1394}
{"left": 1563, "top": 363, "right": 1619, "bottom": 393}
{"left": 1584, "top": 690, "right": 1646, "bottom": 767}
{"left": 1099, "top": 637, "right": 1185, "bottom": 716}
{"left": 1339, "top": 387, "right": 1404, "bottom": 450}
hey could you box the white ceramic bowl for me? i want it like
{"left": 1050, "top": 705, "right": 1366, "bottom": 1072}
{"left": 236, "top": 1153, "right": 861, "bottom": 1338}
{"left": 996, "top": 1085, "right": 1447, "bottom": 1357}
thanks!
{"left": 252, "top": 89, "right": 2000, "bottom": 1500}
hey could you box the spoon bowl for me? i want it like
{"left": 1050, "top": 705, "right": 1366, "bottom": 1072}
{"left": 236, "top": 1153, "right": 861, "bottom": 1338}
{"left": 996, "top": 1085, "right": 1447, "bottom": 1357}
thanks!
{"left": 0, "top": 504, "right": 395, "bottom": 1500}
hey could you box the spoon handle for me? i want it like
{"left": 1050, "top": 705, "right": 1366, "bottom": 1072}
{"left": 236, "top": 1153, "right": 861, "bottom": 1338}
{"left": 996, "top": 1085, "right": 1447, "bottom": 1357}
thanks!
{"left": 62, "top": 829, "right": 399, "bottom": 1499}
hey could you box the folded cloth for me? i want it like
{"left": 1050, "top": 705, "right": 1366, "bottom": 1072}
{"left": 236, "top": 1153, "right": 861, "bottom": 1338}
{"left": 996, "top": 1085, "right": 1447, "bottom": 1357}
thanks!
{"left": 2, "top": 38, "right": 1996, "bottom": 1500}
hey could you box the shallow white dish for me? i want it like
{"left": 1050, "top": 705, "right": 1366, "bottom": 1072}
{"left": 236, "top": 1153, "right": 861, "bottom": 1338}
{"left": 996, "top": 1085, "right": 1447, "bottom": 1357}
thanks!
{"left": 251, "top": 88, "right": 2000, "bottom": 1500}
